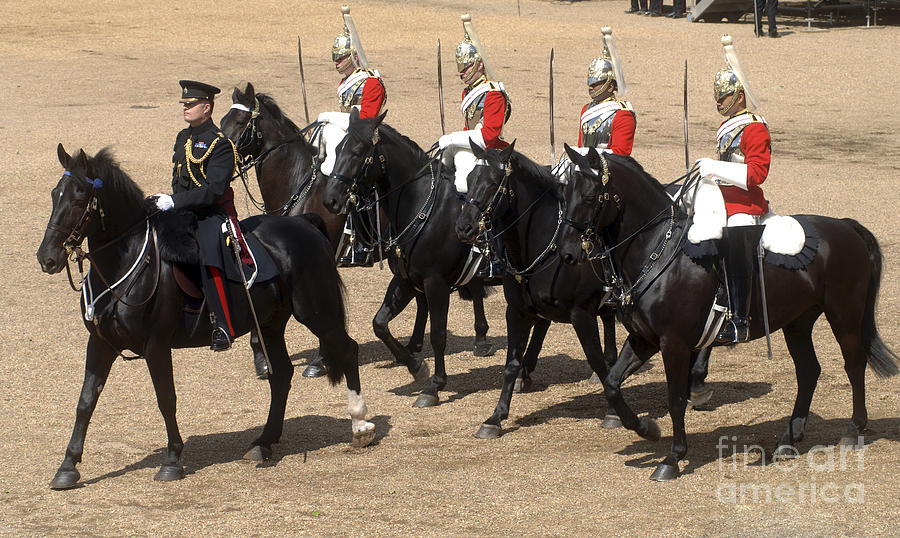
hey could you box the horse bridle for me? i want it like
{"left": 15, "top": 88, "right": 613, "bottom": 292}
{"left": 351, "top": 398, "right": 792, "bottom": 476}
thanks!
{"left": 464, "top": 157, "right": 513, "bottom": 233}
{"left": 46, "top": 170, "right": 106, "bottom": 260}
{"left": 231, "top": 99, "right": 263, "bottom": 159}
{"left": 560, "top": 154, "right": 619, "bottom": 256}
{"left": 330, "top": 127, "right": 386, "bottom": 210}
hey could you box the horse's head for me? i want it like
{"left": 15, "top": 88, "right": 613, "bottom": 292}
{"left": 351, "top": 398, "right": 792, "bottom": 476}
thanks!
{"left": 323, "top": 107, "right": 387, "bottom": 214}
{"left": 455, "top": 139, "right": 516, "bottom": 244}
{"left": 37, "top": 144, "right": 106, "bottom": 274}
{"left": 558, "top": 144, "right": 617, "bottom": 265}
{"left": 220, "top": 82, "right": 260, "bottom": 157}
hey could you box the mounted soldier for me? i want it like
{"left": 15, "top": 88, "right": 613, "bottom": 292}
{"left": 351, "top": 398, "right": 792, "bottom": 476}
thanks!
{"left": 690, "top": 36, "right": 772, "bottom": 344}
{"left": 145, "top": 80, "right": 242, "bottom": 351}
{"left": 316, "top": 5, "right": 386, "bottom": 267}
{"left": 438, "top": 14, "right": 511, "bottom": 279}
{"left": 578, "top": 27, "right": 636, "bottom": 157}
{"left": 439, "top": 13, "right": 512, "bottom": 194}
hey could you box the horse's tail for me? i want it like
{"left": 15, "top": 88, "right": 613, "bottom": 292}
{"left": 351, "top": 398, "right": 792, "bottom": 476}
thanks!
{"left": 299, "top": 212, "right": 329, "bottom": 240}
{"left": 457, "top": 284, "right": 496, "bottom": 301}
{"left": 848, "top": 219, "right": 899, "bottom": 378}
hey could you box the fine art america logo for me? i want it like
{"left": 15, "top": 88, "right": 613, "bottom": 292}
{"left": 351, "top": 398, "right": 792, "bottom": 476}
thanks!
{"left": 715, "top": 435, "right": 865, "bottom": 504}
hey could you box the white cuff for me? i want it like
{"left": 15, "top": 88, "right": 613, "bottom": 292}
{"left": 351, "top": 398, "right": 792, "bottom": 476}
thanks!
{"left": 697, "top": 158, "right": 748, "bottom": 190}
{"left": 444, "top": 129, "right": 485, "bottom": 150}
{"left": 317, "top": 111, "right": 350, "bottom": 131}
{"left": 155, "top": 193, "right": 174, "bottom": 211}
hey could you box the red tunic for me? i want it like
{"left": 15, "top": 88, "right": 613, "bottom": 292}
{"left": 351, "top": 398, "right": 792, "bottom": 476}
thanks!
{"left": 357, "top": 77, "right": 386, "bottom": 119}
{"left": 577, "top": 104, "right": 636, "bottom": 156}
{"left": 461, "top": 88, "right": 509, "bottom": 149}
{"left": 720, "top": 121, "right": 771, "bottom": 215}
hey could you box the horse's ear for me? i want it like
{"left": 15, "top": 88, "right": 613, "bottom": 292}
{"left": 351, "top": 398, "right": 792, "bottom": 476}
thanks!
{"left": 349, "top": 107, "right": 361, "bottom": 125}
{"left": 585, "top": 146, "right": 603, "bottom": 168}
{"left": 232, "top": 86, "right": 242, "bottom": 103}
{"left": 374, "top": 110, "right": 387, "bottom": 126}
{"left": 499, "top": 140, "right": 516, "bottom": 163}
{"left": 564, "top": 143, "right": 584, "bottom": 165}
{"left": 469, "top": 138, "right": 486, "bottom": 159}
{"left": 57, "top": 143, "right": 71, "bottom": 169}
{"left": 244, "top": 82, "right": 255, "bottom": 100}
{"left": 74, "top": 148, "right": 89, "bottom": 174}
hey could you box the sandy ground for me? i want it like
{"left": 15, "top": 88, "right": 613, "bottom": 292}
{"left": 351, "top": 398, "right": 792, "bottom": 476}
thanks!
{"left": 2, "top": 0, "right": 900, "bottom": 535}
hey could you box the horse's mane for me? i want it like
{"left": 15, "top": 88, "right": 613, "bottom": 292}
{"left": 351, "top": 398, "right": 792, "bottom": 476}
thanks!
{"left": 607, "top": 153, "right": 669, "bottom": 197}
{"left": 257, "top": 93, "right": 303, "bottom": 135}
{"left": 350, "top": 118, "right": 429, "bottom": 164}
{"left": 91, "top": 147, "right": 144, "bottom": 203}
{"left": 511, "top": 150, "right": 561, "bottom": 198}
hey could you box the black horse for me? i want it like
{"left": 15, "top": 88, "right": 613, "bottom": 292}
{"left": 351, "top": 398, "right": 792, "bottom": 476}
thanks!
{"left": 454, "top": 141, "right": 623, "bottom": 438}
{"left": 558, "top": 145, "right": 898, "bottom": 480}
{"left": 37, "top": 144, "right": 376, "bottom": 489}
{"left": 323, "top": 110, "right": 540, "bottom": 407}
{"left": 219, "top": 83, "right": 460, "bottom": 376}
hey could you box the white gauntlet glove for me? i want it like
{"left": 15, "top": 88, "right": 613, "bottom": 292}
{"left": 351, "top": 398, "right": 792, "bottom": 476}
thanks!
{"left": 439, "top": 129, "right": 486, "bottom": 150}
{"left": 317, "top": 111, "right": 350, "bottom": 131}
{"left": 695, "top": 158, "right": 749, "bottom": 190}
{"left": 152, "top": 193, "right": 174, "bottom": 211}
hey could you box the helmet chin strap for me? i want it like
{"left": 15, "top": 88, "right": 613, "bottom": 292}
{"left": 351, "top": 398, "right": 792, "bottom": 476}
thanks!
{"left": 719, "top": 91, "right": 742, "bottom": 117}
{"left": 590, "top": 81, "right": 614, "bottom": 101}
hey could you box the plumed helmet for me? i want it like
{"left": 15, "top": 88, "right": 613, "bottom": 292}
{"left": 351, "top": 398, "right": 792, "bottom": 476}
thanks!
{"left": 587, "top": 56, "right": 614, "bottom": 88}
{"left": 713, "top": 67, "right": 741, "bottom": 102}
{"left": 714, "top": 35, "right": 758, "bottom": 112}
{"left": 332, "top": 28, "right": 355, "bottom": 62}
{"left": 456, "top": 39, "right": 481, "bottom": 73}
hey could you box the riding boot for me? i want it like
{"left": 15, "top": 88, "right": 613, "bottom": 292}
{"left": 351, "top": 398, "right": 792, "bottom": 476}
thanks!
{"left": 715, "top": 225, "right": 764, "bottom": 344}
{"left": 202, "top": 266, "right": 234, "bottom": 351}
{"left": 475, "top": 250, "right": 504, "bottom": 279}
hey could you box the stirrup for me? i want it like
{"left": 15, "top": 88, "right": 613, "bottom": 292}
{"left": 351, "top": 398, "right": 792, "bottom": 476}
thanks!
{"left": 715, "top": 318, "right": 749, "bottom": 344}
{"left": 210, "top": 327, "right": 232, "bottom": 352}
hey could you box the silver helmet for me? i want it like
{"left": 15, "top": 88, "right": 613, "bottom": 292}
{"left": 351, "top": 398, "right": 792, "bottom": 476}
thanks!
{"left": 457, "top": 13, "right": 496, "bottom": 80}
{"left": 713, "top": 35, "right": 758, "bottom": 113}
{"left": 587, "top": 27, "right": 627, "bottom": 98}
{"left": 332, "top": 5, "right": 369, "bottom": 68}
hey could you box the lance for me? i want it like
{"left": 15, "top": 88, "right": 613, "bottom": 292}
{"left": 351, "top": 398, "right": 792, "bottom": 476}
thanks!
{"left": 226, "top": 219, "right": 273, "bottom": 375}
{"left": 297, "top": 35, "right": 310, "bottom": 124}
{"left": 758, "top": 241, "right": 774, "bottom": 360}
{"left": 549, "top": 48, "right": 556, "bottom": 163}
{"left": 438, "top": 39, "right": 446, "bottom": 135}
{"left": 683, "top": 60, "right": 690, "bottom": 174}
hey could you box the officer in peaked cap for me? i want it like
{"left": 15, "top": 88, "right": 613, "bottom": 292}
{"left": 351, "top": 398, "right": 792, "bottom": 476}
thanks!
{"left": 145, "top": 79, "right": 242, "bottom": 353}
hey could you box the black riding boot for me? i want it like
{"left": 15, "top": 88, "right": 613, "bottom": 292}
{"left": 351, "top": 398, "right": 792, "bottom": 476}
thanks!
{"left": 715, "top": 225, "right": 764, "bottom": 344}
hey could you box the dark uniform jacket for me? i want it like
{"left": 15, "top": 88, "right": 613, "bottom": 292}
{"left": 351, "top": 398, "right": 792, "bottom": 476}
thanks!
{"left": 171, "top": 118, "right": 239, "bottom": 268}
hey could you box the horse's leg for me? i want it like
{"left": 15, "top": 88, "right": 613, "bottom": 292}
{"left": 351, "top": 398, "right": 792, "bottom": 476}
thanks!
{"left": 604, "top": 335, "right": 662, "bottom": 438}
{"left": 833, "top": 325, "right": 869, "bottom": 448}
{"left": 49, "top": 336, "right": 117, "bottom": 490}
{"left": 468, "top": 281, "right": 494, "bottom": 357}
{"left": 412, "top": 279, "right": 451, "bottom": 408}
{"left": 689, "top": 347, "right": 714, "bottom": 408}
{"left": 340, "top": 337, "right": 376, "bottom": 448}
{"left": 475, "top": 306, "right": 530, "bottom": 439}
{"left": 775, "top": 312, "right": 823, "bottom": 457}
{"left": 406, "top": 293, "right": 427, "bottom": 355}
{"left": 650, "top": 342, "right": 693, "bottom": 481}
{"left": 590, "top": 306, "right": 618, "bottom": 383}
{"left": 144, "top": 343, "right": 185, "bottom": 482}
{"left": 373, "top": 275, "right": 429, "bottom": 381}
{"left": 245, "top": 319, "right": 294, "bottom": 461}
{"left": 516, "top": 318, "right": 550, "bottom": 392}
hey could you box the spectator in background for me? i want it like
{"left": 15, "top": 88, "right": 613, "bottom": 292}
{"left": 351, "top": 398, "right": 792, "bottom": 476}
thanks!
{"left": 646, "top": 0, "right": 662, "bottom": 16}
{"left": 755, "top": 0, "right": 780, "bottom": 37}
{"left": 668, "top": 0, "right": 686, "bottom": 17}
{"left": 625, "top": 0, "right": 648, "bottom": 14}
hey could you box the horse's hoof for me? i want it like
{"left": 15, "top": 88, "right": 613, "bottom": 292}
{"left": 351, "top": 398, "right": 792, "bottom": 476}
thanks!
{"left": 513, "top": 377, "right": 533, "bottom": 393}
{"left": 689, "top": 385, "right": 714, "bottom": 408}
{"left": 412, "top": 362, "right": 431, "bottom": 384}
{"left": 153, "top": 465, "right": 184, "bottom": 482}
{"left": 474, "top": 424, "right": 502, "bottom": 439}
{"left": 473, "top": 342, "right": 494, "bottom": 357}
{"left": 352, "top": 423, "right": 376, "bottom": 448}
{"left": 243, "top": 445, "right": 273, "bottom": 461}
{"left": 601, "top": 412, "right": 623, "bottom": 429}
{"left": 412, "top": 393, "right": 439, "bottom": 408}
{"left": 640, "top": 417, "right": 661, "bottom": 441}
{"left": 588, "top": 372, "right": 602, "bottom": 384}
{"left": 49, "top": 469, "right": 80, "bottom": 490}
{"left": 302, "top": 363, "right": 327, "bottom": 378}
{"left": 840, "top": 435, "right": 864, "bottom": 449}
{"left": 649, "top": 463, "right": 679, "bottom": 481}
{"left": 256, "top": 370, "right": 269, "bottom": 380}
